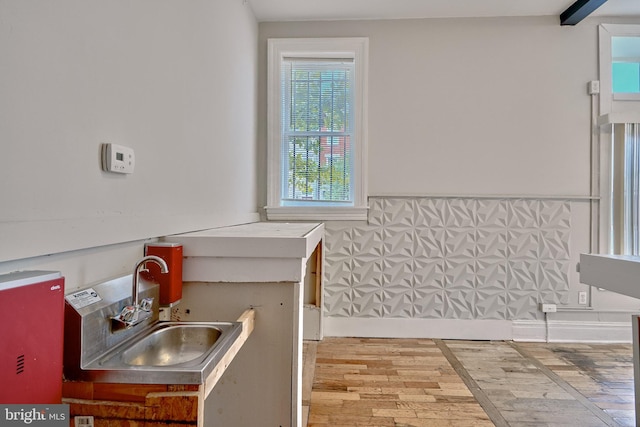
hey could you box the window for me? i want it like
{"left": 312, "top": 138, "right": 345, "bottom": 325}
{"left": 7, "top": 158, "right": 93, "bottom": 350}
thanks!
{"left": 266, "top": 38, "right": 368, "bottom": 220}
{"left": 284, "top": 60, "right": 352, "bottom": 202}
{"left": 599, "top": 25, "right": 640, "bottom": 111}
{"left": 599, "top": 25, "right": 640, "bottom": 254}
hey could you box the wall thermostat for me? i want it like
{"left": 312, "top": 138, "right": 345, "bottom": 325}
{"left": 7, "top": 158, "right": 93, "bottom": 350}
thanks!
{"left": 101, "top": 143, "right": 135, "bottom": 174}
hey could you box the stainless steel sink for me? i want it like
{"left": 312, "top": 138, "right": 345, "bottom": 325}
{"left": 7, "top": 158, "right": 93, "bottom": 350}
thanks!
{"left": 122, "top": 323, "right": 222, "bottom": 367}
{"left": 64, "top": 277, "right": 246, "bottom": 385}
{"left": 84, "top": 321, "right": 242, "bottom": 384}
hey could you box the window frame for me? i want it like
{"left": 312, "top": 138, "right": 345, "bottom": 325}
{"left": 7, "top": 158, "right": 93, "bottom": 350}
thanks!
{"left": 266, "top": 38, "right": 369, "bottom": 221}
{"left": 599, "top": 24, "right": 640, "bottom": 114}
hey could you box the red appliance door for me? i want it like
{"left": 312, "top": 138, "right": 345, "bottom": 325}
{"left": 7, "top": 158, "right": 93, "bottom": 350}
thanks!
{"left": 0, "top": 272, "right": 65, "bottom": 404}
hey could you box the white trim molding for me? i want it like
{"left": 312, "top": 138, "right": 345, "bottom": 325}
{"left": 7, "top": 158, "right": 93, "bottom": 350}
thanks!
{"left": 265, "top": 205, "right": 368, "bottom": 221}
{"left": 324, "top": 317, "right": 634, "bottom": 343}
{"left": 513, "top": 319, "right": 632, "bottom": 343}
{"left": 325, "top": 317, "right": 514, "bottom": 341}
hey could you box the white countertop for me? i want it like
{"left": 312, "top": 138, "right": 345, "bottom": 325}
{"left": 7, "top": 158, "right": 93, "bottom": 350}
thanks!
{"left": 580, "top": 253, "right": 640, "bottom": 300}
{"left": 177, "top": 222, "right": 321, "bottom": 239}
{"left": 165, "top": 222, "right": 324, "bottom": 282}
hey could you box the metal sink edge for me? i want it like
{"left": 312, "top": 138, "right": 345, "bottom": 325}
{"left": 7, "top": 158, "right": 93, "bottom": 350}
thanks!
{"left": 74, "top": 321, "right": 243, "bottom": 384}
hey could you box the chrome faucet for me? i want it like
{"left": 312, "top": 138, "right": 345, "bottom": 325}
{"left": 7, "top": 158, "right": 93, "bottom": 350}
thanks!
{"left": 112, "top": 255, "right": 169, "bottom": 330}
{"left": 132, "top": 255, "right": 168, "bottom": 308}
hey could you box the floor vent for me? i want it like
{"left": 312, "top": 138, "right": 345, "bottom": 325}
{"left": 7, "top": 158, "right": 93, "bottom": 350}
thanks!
{"left": 16, "top": 354, "right": 25, "bottom": 374}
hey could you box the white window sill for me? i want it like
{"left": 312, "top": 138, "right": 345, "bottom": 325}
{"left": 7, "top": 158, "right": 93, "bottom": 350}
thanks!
{"left": 265, "top": 206, "right": 368, "bottom": 221}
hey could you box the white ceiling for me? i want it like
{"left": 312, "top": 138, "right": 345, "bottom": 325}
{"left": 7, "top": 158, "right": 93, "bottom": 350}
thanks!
{"left": 248, "top": 0, "right": 640, "bottom": 22}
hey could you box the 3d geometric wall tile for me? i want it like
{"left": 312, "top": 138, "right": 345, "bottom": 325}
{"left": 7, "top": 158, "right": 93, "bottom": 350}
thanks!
{"left": 324, "top": 197, "right": 571, "bottom": 321}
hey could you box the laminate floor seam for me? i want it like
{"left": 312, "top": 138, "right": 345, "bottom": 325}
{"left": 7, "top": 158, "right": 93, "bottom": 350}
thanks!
{"left": 508, "top": 341, "right": 619, "bottom": 427}
{"left": 434, "top": 339, "right": 511, "bottom": 427}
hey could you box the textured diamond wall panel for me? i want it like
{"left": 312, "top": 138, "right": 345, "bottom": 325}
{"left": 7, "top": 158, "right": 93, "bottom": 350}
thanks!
{"left": 324, "top": 197, "right": 571, "bottom": 320}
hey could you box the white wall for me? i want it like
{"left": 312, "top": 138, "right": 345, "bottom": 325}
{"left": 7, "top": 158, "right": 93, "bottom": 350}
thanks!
{"left": 0, "top": 0, "right": 259, "bottom": 291}
{"left": 259, "top": 16, "right": 596, "bottom": 198}
{"left": 258, "top": 16, "right": 640, "bottom": 340}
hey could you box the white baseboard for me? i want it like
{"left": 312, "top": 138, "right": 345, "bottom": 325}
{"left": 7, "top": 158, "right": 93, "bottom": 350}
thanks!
{"left": 324, "top": 317, "right": 633, "bottom": 343}
{"left": 324, "top": 317, "right": 513, "bottom": 340}
{"left": 511, "top": 320, "right": 547, "bottom": 342}
{"left": 514, "top": 320, "right": 632, "bottom": 343}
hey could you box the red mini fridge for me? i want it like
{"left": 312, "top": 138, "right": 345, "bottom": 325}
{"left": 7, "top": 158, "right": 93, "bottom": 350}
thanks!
{"left": 0, "top": 271, "right": 65, "bottom": 404}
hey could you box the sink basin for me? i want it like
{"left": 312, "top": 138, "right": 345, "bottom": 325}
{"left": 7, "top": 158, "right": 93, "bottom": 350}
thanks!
{"left": 122, "top": 324, "right": 222, "bottom": 367}
{"left": 64, "top": 277, "right": 253, "bottom": 386}
{"left": 80, "top": 321, "right": 243, "bottom": 384}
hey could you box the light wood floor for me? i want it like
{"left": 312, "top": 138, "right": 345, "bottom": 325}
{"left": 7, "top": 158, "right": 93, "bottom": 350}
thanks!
{"left": 302, "top": 338, "right": 635, "bottom": 427}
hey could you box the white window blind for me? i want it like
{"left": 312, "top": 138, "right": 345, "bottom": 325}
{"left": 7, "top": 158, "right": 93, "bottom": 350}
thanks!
{"left": 266, "top": 37, "right": 368, "bottom": 221}
{"left": 281, "top": 59, "right": 355, "bottom": 204}
{"left": 612, "top": 123, "right": 640, "bottom": 255}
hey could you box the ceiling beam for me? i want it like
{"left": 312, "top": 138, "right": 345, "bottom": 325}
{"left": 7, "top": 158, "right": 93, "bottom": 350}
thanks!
{"left": 560, "top": 0, "right": 608, "bottom": 25}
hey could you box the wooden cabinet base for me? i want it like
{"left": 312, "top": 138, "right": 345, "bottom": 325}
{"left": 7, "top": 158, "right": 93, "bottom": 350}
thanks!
{"left": 62, "top": 309, "right": 255, "bottom": 427}
{"left": 63, "top": 384, "right": 203, "bottom": 426}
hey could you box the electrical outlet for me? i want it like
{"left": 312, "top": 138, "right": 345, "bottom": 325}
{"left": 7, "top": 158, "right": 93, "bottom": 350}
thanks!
{"left": 75, "top": 416, "right": 94, "bottom": 427}
{"left": 540, "top": 303, "right": 557, "bottom": 313}
{"left": 578, "top": 291, "right": 587, "bottom": 305}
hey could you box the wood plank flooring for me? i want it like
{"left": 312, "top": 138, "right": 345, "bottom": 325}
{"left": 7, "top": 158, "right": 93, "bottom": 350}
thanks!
{"left": 302, "top": 338, "right": 635, "bottom": 427}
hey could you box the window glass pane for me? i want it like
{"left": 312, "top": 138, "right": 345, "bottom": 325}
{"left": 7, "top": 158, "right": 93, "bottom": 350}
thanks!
{"left": 612, "top": 36, "right": 640, "bottom": 93}
{"left": 282, "top": 60, "right": 354, "bottom": 203}
{"left": 286, "top": 136, "right": 320, "bottom": 200}
{"left": 613, "top": 62, "right": 640, "bottom": 93}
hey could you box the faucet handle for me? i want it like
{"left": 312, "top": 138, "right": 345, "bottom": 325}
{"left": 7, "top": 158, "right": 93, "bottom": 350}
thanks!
{"left": 139, "top": 297, "right": 153, "bottom": 312}
{"left": 117, "top": 305, "right": 137, "bottom": 323}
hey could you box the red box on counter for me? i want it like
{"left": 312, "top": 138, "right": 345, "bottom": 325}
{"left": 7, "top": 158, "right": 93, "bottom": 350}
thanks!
{"left": 144, "top": 242, "right": 183, "bottom": 306}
